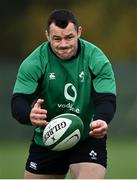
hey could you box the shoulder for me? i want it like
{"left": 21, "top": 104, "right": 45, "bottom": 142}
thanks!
{"left": 79, "top": 38, "right": 96, "bottom": 53}
{"left": 80, "top": 38, "right": 108, "bottom": 59}
{"left": 19, "top": 42, "right": 49, "bottom": 75}
{"left": 80, "top": 39, "right": 112, "bottom": 75}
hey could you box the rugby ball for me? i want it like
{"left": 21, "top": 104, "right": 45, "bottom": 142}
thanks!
{"left": 43, "top": 113, "right": 84, "bottom": 151}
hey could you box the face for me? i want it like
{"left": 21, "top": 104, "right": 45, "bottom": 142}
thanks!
{"left": 46, "top": 22, "right": 82, "bottom": 60}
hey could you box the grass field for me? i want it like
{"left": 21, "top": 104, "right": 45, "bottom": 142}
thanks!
{"left": 0, "top": 138, "right": 136, "bottom": 179}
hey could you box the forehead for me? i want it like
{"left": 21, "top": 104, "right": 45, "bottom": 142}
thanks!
{"left": 49, "top": 22, "right": 77, "bottom": 36}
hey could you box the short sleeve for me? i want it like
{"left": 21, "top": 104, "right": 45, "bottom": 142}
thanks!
{"left": 13, "top": 60, "right": 41, "bottom": 94}
{"left": 89, "top": 47, "right": 116, "bottom": 95}
{"left": 13, "top": 43, "right": 49, "bottom": 94}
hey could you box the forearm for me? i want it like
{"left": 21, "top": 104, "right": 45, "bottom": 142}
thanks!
{"left": 11, "top": 93, "right": 33, "bottom": 125}
{"left": 93, "top": 92, "right": 116, "bottom": 124}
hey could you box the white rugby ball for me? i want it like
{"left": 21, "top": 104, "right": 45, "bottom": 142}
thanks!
{"left": 43, "top": 113, "right": 84, "bottom": 151}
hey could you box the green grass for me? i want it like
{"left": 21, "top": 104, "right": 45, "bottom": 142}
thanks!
{"left": 0, "top": 139, "right": 29, "bottom": 179}
{"left": 106, "top": 138, "right": 137, "bottom": 179}
{"left": 0, "top": 138, "right": 137, "bottom": 179}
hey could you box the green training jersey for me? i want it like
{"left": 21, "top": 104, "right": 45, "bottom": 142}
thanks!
{"left": 13, "top": 39, "right": 116, "bottom": 145}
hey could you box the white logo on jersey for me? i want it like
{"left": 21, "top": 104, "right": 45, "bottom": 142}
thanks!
{"left": 89, "top": 150, "right": 97, "bottom": 160}
{"left": 64, "top": 83, "right": 77, "bottom": 102}
{"left": 49, "top": 73, "right": 56, "bottom": 80}
{"left": 29, "top": 161, "right": 37, "bottom": 170}
{"left": 79, "top": 71, "right": 84, "bottom": 82}
{"left": 58, "top": 103, "right": 80, "bottom": 113}
{"left": 57, "top": 83, "right": 80, "bottom": 113}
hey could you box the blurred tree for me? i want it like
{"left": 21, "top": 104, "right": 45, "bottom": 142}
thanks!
{"left": 0, "top": 0, "right": 137, "bottom": 60}
{"left": 72, "top": 0, "right": 137, "bottom": 60}
{"left": 0, "top": 0, "right": 30, "bottom": 58}
{"left": 0, "top": 0, "right": 29, "bottom": 16}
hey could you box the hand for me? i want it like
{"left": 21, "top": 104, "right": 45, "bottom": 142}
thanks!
{"left": 89, "top": 119, "right": 108, "bottom": 139}
{"left": 30, "top": 99, "right": 48, "bottom": 126}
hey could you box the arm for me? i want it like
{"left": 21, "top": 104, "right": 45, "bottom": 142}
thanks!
{"left": 11, "top": 93, "right": 47, "bottom": 126}
{"left": 92, "top": 91, "right": 116, "bottom": 124}
{"left": 11, "top": 93, "right": 34, "bottom": 125}
{"left": 89, "top": 91, "right": 116, "bottom": 138}
{"left": 89, "top": 47, "right": 116, "bottom": 138}
{"left": 11, "top": 45, "right": 48, "bottom": 126}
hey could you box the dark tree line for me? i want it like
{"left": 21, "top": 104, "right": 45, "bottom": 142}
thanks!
{"left": 0, "top": 0, "right": 137, "bottom": 60}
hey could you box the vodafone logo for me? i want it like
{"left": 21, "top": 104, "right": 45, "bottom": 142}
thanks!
{"left": 57, "top": 83, "right": 80, "bottom": 113}
{"left": 64, "top": 83, "right": 77, "bottom": 102}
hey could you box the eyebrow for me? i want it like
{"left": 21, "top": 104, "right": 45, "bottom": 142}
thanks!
{"left": 53, "top": 33, "right": 74, "bottom": 39}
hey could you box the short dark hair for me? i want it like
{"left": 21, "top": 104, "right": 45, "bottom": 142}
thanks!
{"left": 47, "top": 9, "right": 79, "bottom": 33}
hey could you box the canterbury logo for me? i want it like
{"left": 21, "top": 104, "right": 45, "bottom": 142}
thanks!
{"left": 64, "top": 83, "right": 77, "bottom": 102}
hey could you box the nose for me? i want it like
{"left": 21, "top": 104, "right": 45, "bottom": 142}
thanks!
{"left": 60, "top": 39, "right": 68, "bottom": 47}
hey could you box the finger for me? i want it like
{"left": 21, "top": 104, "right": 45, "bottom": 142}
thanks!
{"left": 92, "top": 129, "right": 107, "bottom": 136}
{"left": 90, "top": 130, "right": 106, "bottom": 136}
{"left": 32, "top": 108, "right": 47, "bottom": 114}
{"left": 90, "top": 121, "right": 101, "bottom": 130}
{"left": 92, "top": 127, "right": 105, "bottom": 134}
{"left": 89, "top": 131, "right": 106, "bottom": 138}
{"left": 31, "top": 113, "right": 47, "bottom": 120}
{"left": 34, "top": 99, "right": 44, "bottom": 109}
{"left": 89, "top": 130, "right": 101, "bottom": 136}
{"left": 31, "top": 119, "right": 48, "bottom": 127}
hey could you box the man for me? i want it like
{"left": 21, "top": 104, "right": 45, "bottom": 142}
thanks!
{"left": 11, "top": 9, "right": 116, "bottom": 179}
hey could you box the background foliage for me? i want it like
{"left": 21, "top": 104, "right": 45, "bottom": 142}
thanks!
{"left": 0, "top": 0, "right": 137, "bottom": 60}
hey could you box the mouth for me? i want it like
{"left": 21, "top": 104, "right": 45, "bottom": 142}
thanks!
{"left": 58, "top": 48, "right": 71, "bottom": 54}
{"left": 54, "top": 47, "right": 75, "bottom": 60}
{"left": 59, "top": 48, "right": 70, "bottom": 52}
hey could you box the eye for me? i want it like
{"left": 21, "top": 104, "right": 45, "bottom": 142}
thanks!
{"left": 66, "top": 35, "right": 74, "bottom": 40}
{"left": 53, "top": 37, "right": 61, "bottom": 42}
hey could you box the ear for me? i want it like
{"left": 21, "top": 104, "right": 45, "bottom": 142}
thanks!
{"left": 45, "top": 30, "right": 50, "bottom": 41}
{"left": 78, "top": 26, "right": 82, "bottom": 38}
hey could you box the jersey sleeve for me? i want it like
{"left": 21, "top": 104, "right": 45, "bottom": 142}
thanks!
{"left": 13, "top": 45, "right": 47, "bottom": 94}
{"left": 89, "top": 47, "right": 116, "bottom": 95}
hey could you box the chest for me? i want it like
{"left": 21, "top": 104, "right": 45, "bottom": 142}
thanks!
{"left": 45, "top": 57, "right": 90, "bottom": 90}
{"left": 38, "top": 53, "right": 95, "bottom": 108}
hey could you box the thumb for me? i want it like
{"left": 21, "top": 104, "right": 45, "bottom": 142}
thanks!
{"left": 34, "top": 99, "right": 44, "bottom": 109}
